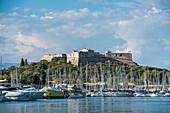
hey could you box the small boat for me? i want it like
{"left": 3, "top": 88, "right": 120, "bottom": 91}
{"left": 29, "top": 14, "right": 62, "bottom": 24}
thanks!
{"left": 103, "top": 92, "right": 112, "bottom": 97}
{"left": 42, "top": 87, "right": 66, "bottom": 99}
{"left": 68, "top": 93, "right": 84, "bottom": 99}
{"left": 86, "top": 92, "right": 91, "bottom": 97}
{"left": 91, "top": 92, "right": 98, "bottom": 97}
{"left": 143, "top": 94, "right": 151, "bottom": 97}
{"left": 150, "top": 93, "right": 158, "bottom": 97}
{"left": 134, "top": 92, "right": 144, "bottom": 97}
{"left": 165, "top": 90, "right": 170, "bottom": 97}
{"left": 157, "top": 91, "right": 165, "bottom": 97}
{"left": 69, "top": 86, "right": 86, "bottom": 98}
{"left": 117, "top": 92, "right": 134, "bottom": 97}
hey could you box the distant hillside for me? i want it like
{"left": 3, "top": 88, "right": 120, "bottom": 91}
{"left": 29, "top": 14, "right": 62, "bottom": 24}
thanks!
{"left": 2, "top": 63, "right": 20, "bottom": 69}
{"left": 1, "top": 62, "right": 32, "bottom": 69}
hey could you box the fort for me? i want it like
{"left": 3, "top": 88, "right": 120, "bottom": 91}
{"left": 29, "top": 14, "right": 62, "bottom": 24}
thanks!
{"left": 41, "top": 48, "right": 137, "bottom": 66}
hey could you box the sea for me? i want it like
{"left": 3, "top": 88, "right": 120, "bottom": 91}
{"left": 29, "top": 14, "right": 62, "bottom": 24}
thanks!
{"left": 0, "top": 97, "right": 170, "bottom": 113}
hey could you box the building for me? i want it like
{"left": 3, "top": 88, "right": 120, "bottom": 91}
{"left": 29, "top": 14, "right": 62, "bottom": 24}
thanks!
{"left": 41, "top": 48, "right": 137, "bottom": 66}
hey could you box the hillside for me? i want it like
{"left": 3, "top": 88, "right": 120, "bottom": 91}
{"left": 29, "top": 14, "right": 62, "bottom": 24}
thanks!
{"left": 1, "top": 57, "right": 169, "bottom": 85}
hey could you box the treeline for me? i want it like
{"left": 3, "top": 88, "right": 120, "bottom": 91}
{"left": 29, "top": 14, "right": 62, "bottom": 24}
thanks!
{"left": 1, "top": 57, "right": 170, "bottom": 85}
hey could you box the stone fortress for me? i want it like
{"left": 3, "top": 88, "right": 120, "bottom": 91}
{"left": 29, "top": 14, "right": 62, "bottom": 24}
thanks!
{"left": 41, "top": 48, "right": 137, "bottom": 66}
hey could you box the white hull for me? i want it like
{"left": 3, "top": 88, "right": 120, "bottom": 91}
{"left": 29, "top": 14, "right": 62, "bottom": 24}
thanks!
{"left": 91, "top": 93, "right": 98, "bottom": 97}
{"left": 165, "top": 93, "right": 170, "bottom": 97}
{"left": 103, "top": 92, "right": 112, "bottom": 97}
{"left": 69, "top": 94, "right": 84, "bottom": 99}
{"left": 117, "top": 92, "right": 134, "bottom": 97}
{"left": 112, "top": 93, "right": 117, "bottom": 97}
{"left": 150, "top": 94, "right": 157, "bottom": 97}
{"left": 3, "top": 90, "right": 45, "bottom": 101}
{"left": 143, "top": 94, "right": 151, "bottom": 97}
{"left": 134, "top": 93, "right": 143, "bottom": 97}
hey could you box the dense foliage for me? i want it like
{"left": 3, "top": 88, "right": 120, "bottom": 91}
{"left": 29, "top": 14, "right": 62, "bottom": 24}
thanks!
{"left": 2, "top": 57, "right": 170, "bottom": 85}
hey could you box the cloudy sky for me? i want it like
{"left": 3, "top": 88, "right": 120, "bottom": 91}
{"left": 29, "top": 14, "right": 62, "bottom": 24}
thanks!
{"left": 0, "top": 0, "right": 170, "bottom": 69}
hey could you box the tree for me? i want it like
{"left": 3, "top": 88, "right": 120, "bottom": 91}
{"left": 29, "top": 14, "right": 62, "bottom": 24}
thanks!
{"left": 24, "top": 59, "right": 28, "bottom": 66}
{"left": 20, "top": 58, "right": 24, "bottom": 66}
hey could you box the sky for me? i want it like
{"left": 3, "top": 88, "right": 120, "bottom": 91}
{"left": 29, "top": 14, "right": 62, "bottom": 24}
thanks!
{"left": 0, "top": 0, "right": 170, "bottom": 69}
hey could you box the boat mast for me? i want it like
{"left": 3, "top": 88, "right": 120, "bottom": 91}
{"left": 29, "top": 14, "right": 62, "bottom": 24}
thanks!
{"left": 117, "top": 67, "right": 121, "bottom": 92}
{"left": 94, "top": 65, "right": 96, "bottom": 91}
{"left": 138, "top": 71, "right": 141, "bottom": 91}
{"left": 113, "top": 69, "right": 115, "bottom": 90}
{"left": 11, "top": 72, "right": 13, "bottom": 87}
{"left": 158, "top": 72, "right": 160, "bottom": 90}
{"left": 161, "top": 70, "right": 164, "bottom": 91}
{"left": 86, "top": 62, "right": 88, "bottom": 91}
{"left": 80, "top": 63, "right": 83, "bottom": 89}
{"left": 16, "top": 68, "right": 18, "bottom": 87}
{"left": 59, "top": 68, "right": 61, "bottom": 84}
{"left": 47, "top": 69, "right": 49, "bottom": 87}
{"left": 69, "top": 67, "right": 71, "bottom": 86}
{"left": 130, "top": 68, "right": 133, "bottom": 89}
{"left": 144, "top": 70, "right": 147, "bottom": 90}
{"left": 147, "top": 69, "right": 150, "bottom": 91}
{"left": 100, "top": 63, "right": 104, "bottom": 91}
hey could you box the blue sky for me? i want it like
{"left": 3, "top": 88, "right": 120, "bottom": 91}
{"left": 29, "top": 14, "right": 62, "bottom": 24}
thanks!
{"left": 0, "top": 0, "right": 170, "bottom": 69}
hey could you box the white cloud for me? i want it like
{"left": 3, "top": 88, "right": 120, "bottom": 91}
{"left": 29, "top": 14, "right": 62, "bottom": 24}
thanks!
{"left": 79, "top": 8, "right": 89, "bottom": 12}
{"left": 8, "top": 12, "right": 18, "bottom": 16}
{"left": 30, "top": 14, "right": 38, "bottom": 18}
{"left": 16, "top": 32, "right": 48, "bottom": 49}
{"left": 0, "top": 24, "right": 6, "bottom": 29}
{"left": 161, "top": 39, "right": 170, "bottom": 45}
{"left": 146, "top": 7, "right": 162, "bottom": 14}
{"left": 159, "top": 39, "right": 170, "bottom": 50}
{"left": 40, "top": 15, "right": 53, "bottom": 20}
{"left": 15, "top": 42, "right": 33, "bottom": 55}
{"left": 163, "top": 59, "right": 170, "bottom": 65}
{"left": 23, "top": 8, "right": 31, "bottom": 12}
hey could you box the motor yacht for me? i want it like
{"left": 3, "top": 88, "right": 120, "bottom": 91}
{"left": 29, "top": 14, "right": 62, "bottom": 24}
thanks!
{"left": 2, "top": 86, "right": 45, "bottom": 101}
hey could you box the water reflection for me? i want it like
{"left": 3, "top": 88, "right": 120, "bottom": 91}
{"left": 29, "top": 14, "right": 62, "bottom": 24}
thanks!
{"left": 0, "top": 97, "right": 170, "bottom": 113}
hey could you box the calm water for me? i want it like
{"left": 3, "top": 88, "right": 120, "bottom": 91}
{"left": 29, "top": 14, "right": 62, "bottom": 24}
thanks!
{"left": 0, "top": 97, "right": 170, "bottom": 113}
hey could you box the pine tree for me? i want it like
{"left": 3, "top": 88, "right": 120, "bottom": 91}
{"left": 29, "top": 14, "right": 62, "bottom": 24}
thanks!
{"left": 24, "top": 59, "right": 28, "bottom": 66}
{"left": 20, "top": 58, "right": 24, "bottom": 66}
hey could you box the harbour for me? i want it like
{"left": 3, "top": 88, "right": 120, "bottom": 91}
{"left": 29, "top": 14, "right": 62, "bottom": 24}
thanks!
{"left": 0, "top": 0, "right": 170, "bottom": 112}
{"left": 1, "top": 97, "right": 170, "bottom": 113}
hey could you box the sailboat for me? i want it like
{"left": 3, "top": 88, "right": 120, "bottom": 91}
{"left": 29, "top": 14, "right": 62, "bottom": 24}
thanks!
{"left": 103, "top": 61, "right": 112, "bottom": 97}
{"left": 165, "top": 72, "right": 170, "bottom": 97}
{"left": 117, "top": 65, "right": 134, "bottom": 97}
{"left": 157, "top": 71, "right": 166, "bottom": 97}
{"left": 42, "top": 69, "right": 66, "bottom": 99}
{"left": 68, "top": 63, "right": 86, "bottom": 99}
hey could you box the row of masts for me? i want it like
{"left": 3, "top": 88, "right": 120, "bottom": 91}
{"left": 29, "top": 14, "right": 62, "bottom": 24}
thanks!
{"left": 9, "top": 61, "right": 169, "bottom": 91}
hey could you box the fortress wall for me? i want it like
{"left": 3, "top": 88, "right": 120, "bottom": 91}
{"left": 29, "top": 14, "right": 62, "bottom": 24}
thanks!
{"left": 67, "top": 51, "right": 79, "bottom": 66}
{"left": 79, "top": 57, "right": 105, "bottom": 66}
{"left": 105, "top": 53, "right": 132, "bottom": 61}
{"left": 116, "top": 59, "right": 137, "bottom": 66}
{"left": 41, "top": 49, "right": 136, "bottom": 66}
{"left": 41, "top": 54, "right": 66, "bottom": 62}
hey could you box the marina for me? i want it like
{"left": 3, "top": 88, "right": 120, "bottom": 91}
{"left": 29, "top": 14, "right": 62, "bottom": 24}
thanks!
{"left": 1, "top": 0, "right": 170, "bottom": 112}
{"left": 0, "top": 60, "right": 170, "bottom": 101}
